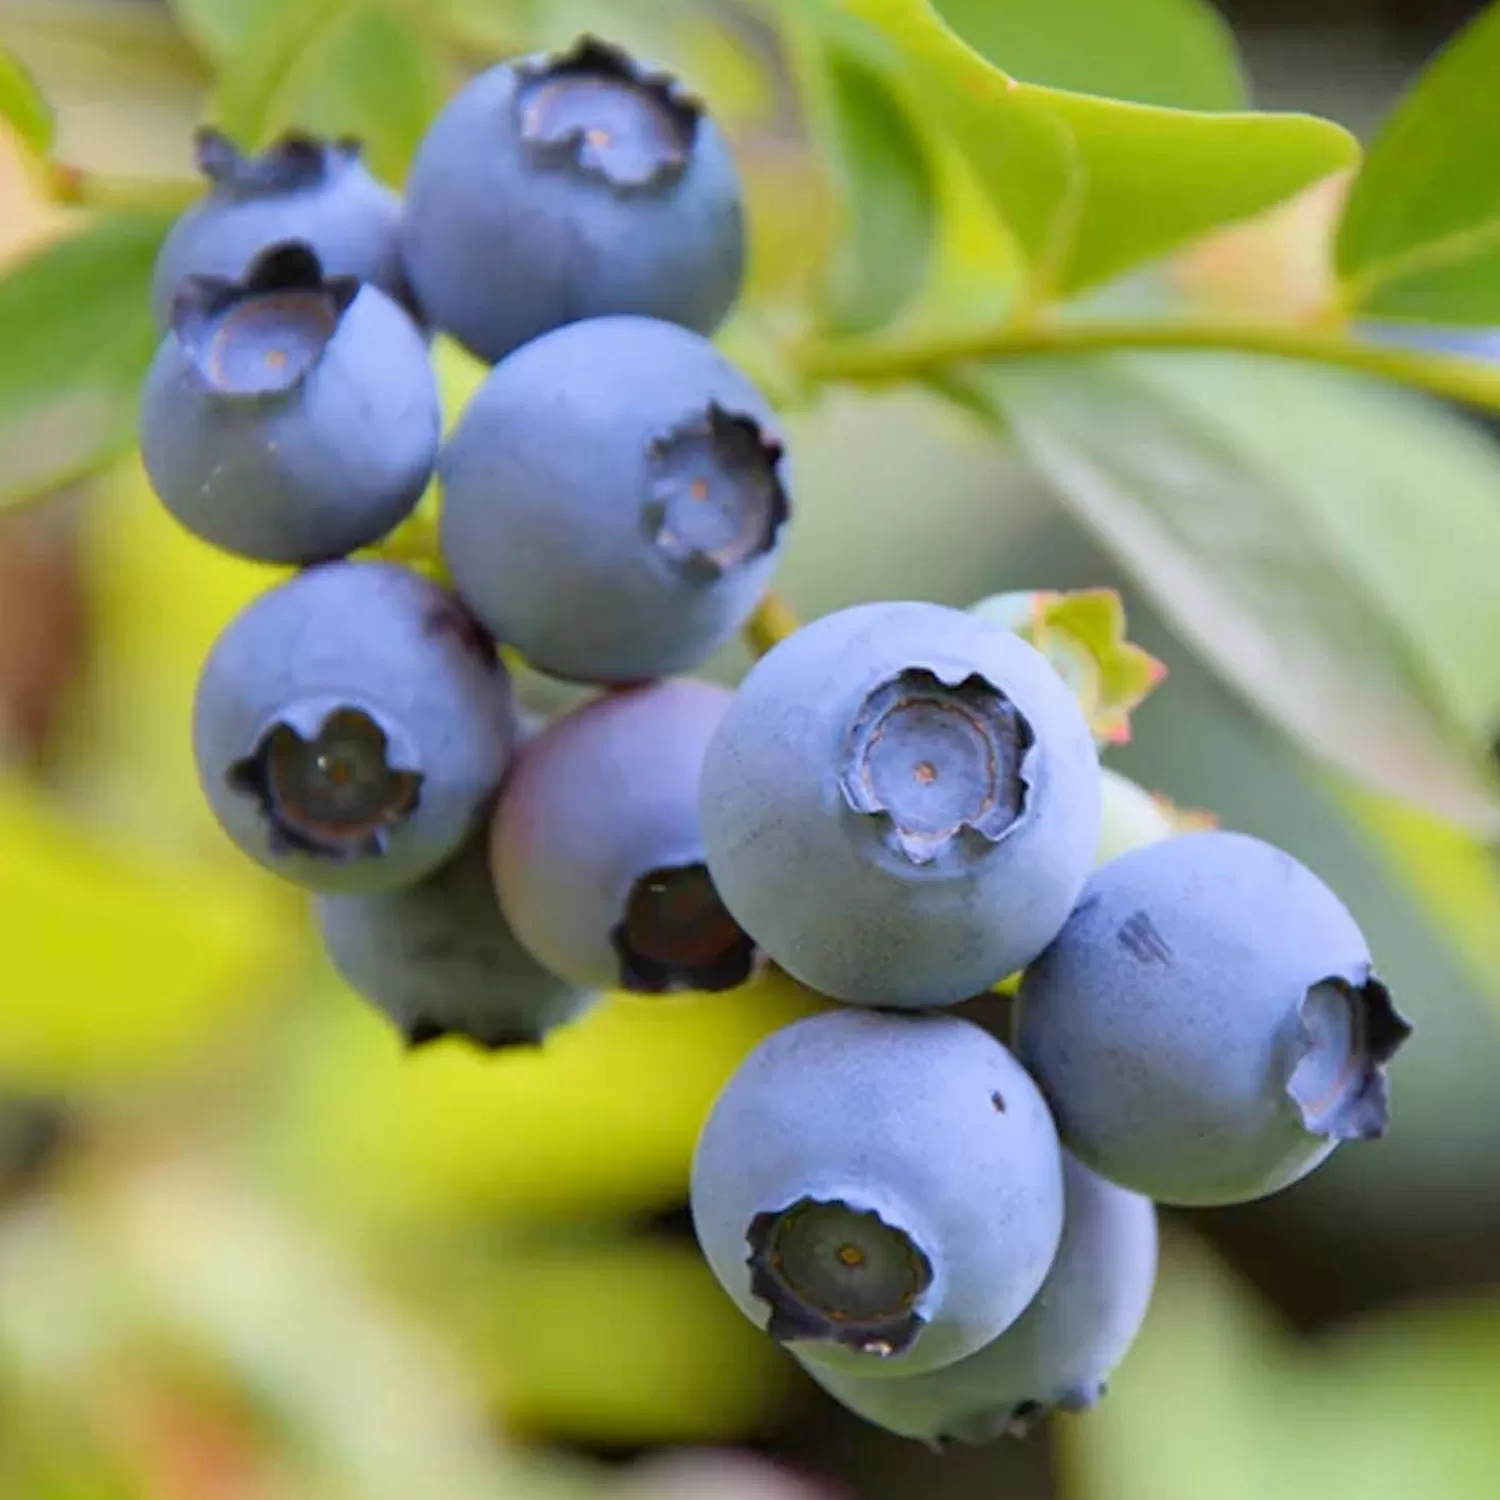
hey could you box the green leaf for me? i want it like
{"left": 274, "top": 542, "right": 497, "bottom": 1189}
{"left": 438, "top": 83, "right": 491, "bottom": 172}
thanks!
{"left": 0, "top": 46, "right": 54, "bottom": 155}
{"left": 211, "top": 0, "right": 447, "bottom": 184}
{"left": 932, "top": 0, "right": 1247, "bottom": 110}
{"left": 1335, "top": 780, "right": 1500, "bottom": 1010}
{"left": 0, "top": 212, "right": 170, "bottom": 509}
{"left": 1336, "top": 3, "right": 1500, "bottom": 322}
{"left": 1068, "top": 1231, "right": 1500, "bottom": 1500}
{"left": 790, "top": 10, "right": 938, "bottom": 335}
{"left": 971, "top": 352, "right": 1500, "bottom": 830}
{"left": 833, "top": 0, "right": 1356, "bottom": 303}
{"left": 168, "top": 0, "right": 282, "bottom": 60}
{"left": 211, "top": 0, "right": 350, "bottom": 147}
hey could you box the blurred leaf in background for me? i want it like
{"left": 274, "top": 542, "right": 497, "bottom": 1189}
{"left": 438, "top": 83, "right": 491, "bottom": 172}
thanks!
{"left": 1064, "top": 1231, "right": 1500, "bottom": 1500}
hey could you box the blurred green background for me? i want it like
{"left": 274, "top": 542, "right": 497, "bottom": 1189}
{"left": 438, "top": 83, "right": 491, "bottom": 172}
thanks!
{"left": 4, "top": 0, "right": 1500, "bottom": 1497}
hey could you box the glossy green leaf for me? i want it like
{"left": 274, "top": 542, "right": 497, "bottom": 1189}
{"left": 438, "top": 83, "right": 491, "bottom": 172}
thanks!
{"left": 0, "top": 47, "right": 54, "bottom": 154}
{"left": 973, "top": 352, "right": 1500, "bottom": 829}
{"left": 0, "top": 213, "right": 170, "bottom": 510}
{"left": 792, "top": 12, "right": 938, "bottom": 335}
{"left": 168, "top": 0, "right": 282, "bottom": 60}
{"left": 1337, "top": 3, "right": 1500, "bottom": 322}
{"left": 932, "top": 0, "right": 1247, "bottom": 110}
{"left": 834, "top": 0, "right": 1356, "bottom": 302}
{"left": 211, "top": 0, "right": 447, "bottom": 184}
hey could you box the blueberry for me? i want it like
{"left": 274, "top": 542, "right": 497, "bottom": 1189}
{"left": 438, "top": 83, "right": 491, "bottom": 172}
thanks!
{"left": 1016, "top": 830, "right": 1413, "bottom": 1206}
{"left": 400, "top": 35, "right": 743, "bottom": 364}
{"left": 492, "top": 678, "right": 758, "bottom": 993}
{"left": 140, "top": 243, "right": 440, "bottom": 565}
{"left": 698, "top": 602, "right": 1101, "bottom": 1009}
{"left": 439, "top": 315, "right": 789, "bottom": 683}
{"left": 690, "top": 1008, "right": 1065, "bottom": 1378}
{"left": 803, "top": 1153, "right": 1156, "bottom": 1444}
{"left": 316, "top": 829, "right": 595, "bottom": 1050}
{"left": 151, "top": 128, "right": 410, "bottom": 328}
{"left": 193, "top": 561, "right": 516, "bottom": 893}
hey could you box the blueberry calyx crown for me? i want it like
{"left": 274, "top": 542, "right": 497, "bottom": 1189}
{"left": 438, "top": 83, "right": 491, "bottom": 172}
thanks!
{"left": 643, "top": 405, "right": 788, "bottom": 584}
{"left": 1286, "top": 971, "right": 1412, "bottom": 1141}
{"left": 514, "top": 35, "right": 701, "bottom": 191}
{"left": 405, "top": 1018, "right": 543, "bottom": 1053}
{"left": 195, "top": 126, "right": 362, "bottom": 197}
{"left": 227, "top": 705, "right": 423, "bottom": 860}
{"left": 610, "top": 862, "right": 758, "bottom": 993}
{"left": 840, "top": 668, "right": 1034, "bottom": 866}
{"left": 173, "top": 242, "right": 360, "bottom": 398}
{"left": 746, "top": 1196, "right": 933, "bottom": 1358}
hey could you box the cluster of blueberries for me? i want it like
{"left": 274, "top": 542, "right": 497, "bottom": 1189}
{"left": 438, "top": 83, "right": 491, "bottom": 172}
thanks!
{"left": 138, "top": 34, "right": 1413, "bottom": 1448}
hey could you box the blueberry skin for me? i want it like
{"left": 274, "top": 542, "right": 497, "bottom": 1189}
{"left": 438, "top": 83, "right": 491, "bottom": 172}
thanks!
{"left": 691, "top": 1008, "right": 1065, "bottom": 1378}
{"left": 698, "top": 602, "right": 1101, "bottom": 1009}
{"left": 316, "top": 830, "right": 596, "bottom": 1050}
{"left": 400, "top": 37, "right": 743, "bottom": 364}
{"left": 140, "top": 248, "right": 440, "bottom": 565}
{"left": 803, "top": 1153, "right": 1157, "bottom": 1445}
{"left": 439, "top": 316, "right": 789, "bottom": 683}
{"left": 1016, "top": 830, "right": 1413, "bottom": 1206}
{"left": 152, "top": 130, "right": 409, "bottom": 328}
{"left": 193, "top": 561, "right": 516, "bottom": 893}
{"left": 492, "top": 678, "right": 757, "bottom": 993}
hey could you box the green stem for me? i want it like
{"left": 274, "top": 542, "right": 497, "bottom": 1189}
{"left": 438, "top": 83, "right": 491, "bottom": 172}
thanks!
{"left": 47, "top": 162, "right": 199, "bottom": 214}
{"left": 796, "top": 315, "right": 1500, "bottom": 414}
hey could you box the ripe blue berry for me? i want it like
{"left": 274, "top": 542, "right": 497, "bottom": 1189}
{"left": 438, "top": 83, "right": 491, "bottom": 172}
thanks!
{"left": 1016, "top": 830, "right": 1413, "bottom": 1206}
{"left": 193, "top": 561, "right": 516, "bottom": 893}
{"left": 802, "top": 1153, "right": 1157, "bottom": 1445}
{"left": 691, "top": 1008, "right": 1065, "bottom": 1378}
{"left": 492, "top": 679, "right": 757, "bottom": 993}
{"left": 439, "top": 315, "right": 789, "bottom": 683}
{"left": 151, "top": 129, "right": 410, "bottom": 328}
{"left": 699, "top": 602, "right": 1101, "bottom": 1009}
{"left": 140, "top": 244, "right": 440, "bottom": 565}
{"left": 316, "top": 830, "right": 595, "bottom": 1050}
{"left": 400, "top": 36, "right": 743, "bottom": 364}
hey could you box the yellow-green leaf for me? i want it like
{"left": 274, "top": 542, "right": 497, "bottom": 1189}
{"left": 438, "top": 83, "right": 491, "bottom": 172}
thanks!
{"left": 932, "top": 0, "right": 1247, "bottom": 110}
{"left": 0, "top": 775, "right": 291, "bottom": 1087}
{"left": 1337, "top": 3, "right": 1500, "bottom": 322}
{"left": 0, "top": 212, "right": 170, "bottom": 511}
{"left": 0, "top": 47, "right": 53, "bottom": 155}
{"left": 791, "top": 13, "right": 938, "bottom": 336}
{"left": 211, "top": 0, "right": 447, "bottom": 184}
{"left": 833, "top": 0, "right": 1357, "bottom": 302}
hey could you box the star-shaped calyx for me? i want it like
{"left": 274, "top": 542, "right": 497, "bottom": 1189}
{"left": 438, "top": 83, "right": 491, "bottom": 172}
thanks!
{"left": 173, "top": 241, "right": 359, "bottom": 398}
{"left": 514, "top": 36, "right": 701, "bottom": 190}
{"left": 971, "top": 588, "right": 1166, "bottom": 746}
{"left": 227, "top": 705, "right": 422, "bottom": 860}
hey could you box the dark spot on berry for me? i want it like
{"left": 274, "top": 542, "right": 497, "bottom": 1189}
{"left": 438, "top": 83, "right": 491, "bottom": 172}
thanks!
{"left": 991, "top": 1091, "right": 1006, "bottom": 1113}
{"left": 424, "top": 596, "right": 498, "bottom": 668}
{"left": 1117, "top": 910, "right": 1172, "bottom": 965}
